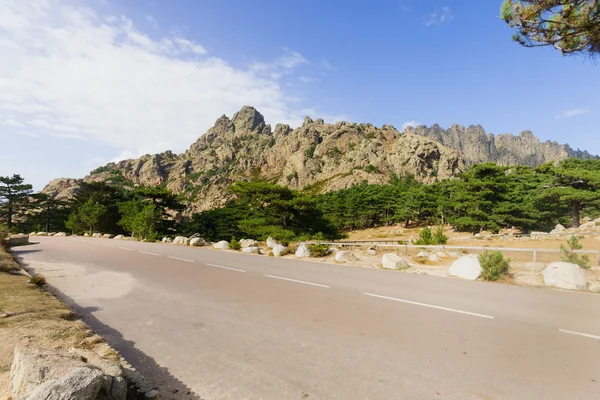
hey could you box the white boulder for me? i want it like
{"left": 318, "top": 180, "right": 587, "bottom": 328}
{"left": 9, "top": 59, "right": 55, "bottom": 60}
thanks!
{"left": 447, "top": 251, "right": 460, "bottom": 258}
{"left": 295, "top": 243, "right": 311, "bottom": 258}
{"left": 173, "top": 236, "right": 189, "bottom": 245}
{"left": 448, "top": 255, "right": 482, "bottom": 280}
{"left": 241, "top": 247, "right": 260, "bottom": 254}
{"left": 162, "top": 237, "right": 172, "bottom": 243}
{"left": 189, "top": 238, "right": 206, "bottom": 247}
{"left": 213, "top": 240, "right": 230, "bottom": 250}
{"left": 272, "top": 244, "right": 289, "bottom": 257}
{"left": 92, "top": 233, "right": 102, "bottom": 238}
{"left": 240, "top": 239, "right": 258, "bottom": 248}
{"left": 55, "top": 232, "right": 67, "bottom": 237}
{"left": 520, "top": 262, "right": 546, "bottom": 272}
{"left": 83, "top": 233, "right": 90, "bottom": 237}
{"left": 113, "top": 235, "right": 124, "bottom": 240}
{"left": 266, "top": 236, "right": 281, "bottom": 249}
{"left": 416, "top": 251, "right": 430, "bottom": 258}
{"left": 367, "top": 247, "right": 377, "bottom": 256}
{"left": 381, "top": 253, "right": 409, "bottom": 270}
{"left": 102, "top": 234, "right": 114, "bottom": 239}
{"left": 335, "top": 251, "right": 358, "bottom": 263}
{"left": 542, "top": 262, "right": 588, "bottom": 291}
{"left": 37, "top": 232, "right": 48, "bottom": 236}
{"left": 29, "top": 232, "right": 37, "bottom": 236}
{"left": 428, "top": 254, "right": 441, "bottom": 263}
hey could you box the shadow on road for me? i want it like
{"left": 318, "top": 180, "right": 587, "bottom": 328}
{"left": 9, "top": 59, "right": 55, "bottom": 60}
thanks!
{"left": 16, "top": 257, "right": 202, "bottom": 400}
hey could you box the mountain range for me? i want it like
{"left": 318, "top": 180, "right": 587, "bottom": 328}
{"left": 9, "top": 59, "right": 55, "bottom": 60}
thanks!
{"left": 42, "top": 106, "right": 595, "bottom": 213}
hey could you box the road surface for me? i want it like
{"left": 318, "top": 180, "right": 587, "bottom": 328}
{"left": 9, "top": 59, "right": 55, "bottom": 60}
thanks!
{"left": 13, "top": 237, "right": 600, "bottom": 400}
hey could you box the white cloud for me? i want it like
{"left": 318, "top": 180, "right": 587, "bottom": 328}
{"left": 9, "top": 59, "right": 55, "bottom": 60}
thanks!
{"left": 423, "top": 6, "right": 453, "bottom": 27}
{"left": 298, "top": 76, "right": 315, "bottom": 84}
{"left": 401, "top": 120, "right": 421, "bottom": 131}
{"left": 0, "top": 0, "right": 326, "bottom": 167}
{"left": 556, "top": 108, "right": 591, "bottom": 119}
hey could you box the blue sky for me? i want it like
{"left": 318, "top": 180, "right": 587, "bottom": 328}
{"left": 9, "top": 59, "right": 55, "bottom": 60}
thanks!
{"left": 0, "top": 0, "right": 598, "bottom": 189}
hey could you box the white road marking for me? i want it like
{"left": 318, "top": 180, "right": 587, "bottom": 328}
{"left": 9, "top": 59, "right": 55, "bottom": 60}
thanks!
{"left": 263, "top": 274, "right": 330, "bottom": 289}
{"left": 118, "top": 247, "right": 133, "bottom": 251}
{"left": 140, "top": 251, "right": 161, "bottom": 256}
{"left": 205, "top": 263, "right": 246, "bottom": 273}
{"left": 168, "top": 256, "right": 195, "bottom": 263}
{"left": 363, "top": 293, "right": 494, "bottom": 319}
{"left": 558, "top": 329, "right": 600, "bottom": 340}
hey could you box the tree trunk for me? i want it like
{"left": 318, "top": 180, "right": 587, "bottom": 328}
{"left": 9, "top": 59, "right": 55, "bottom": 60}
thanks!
{"left": 570, "top": 200, "right": 580, "bottom": 228}
{"left": 7, "top": 206, "right": 12, "bottom": 230}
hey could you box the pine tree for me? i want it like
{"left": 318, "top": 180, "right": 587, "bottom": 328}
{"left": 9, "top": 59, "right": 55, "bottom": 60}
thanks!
{"left": 0, "top": 174, "right": 33, "bottom": 230}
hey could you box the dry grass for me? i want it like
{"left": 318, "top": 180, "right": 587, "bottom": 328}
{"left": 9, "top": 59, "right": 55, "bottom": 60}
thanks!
{"left": 0, "top": 246, "right": 99, "bottom": 397}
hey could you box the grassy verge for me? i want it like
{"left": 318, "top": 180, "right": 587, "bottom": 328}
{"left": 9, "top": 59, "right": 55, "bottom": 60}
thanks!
{"left": 0, "top": 245, "right": 109, "bottom": 397}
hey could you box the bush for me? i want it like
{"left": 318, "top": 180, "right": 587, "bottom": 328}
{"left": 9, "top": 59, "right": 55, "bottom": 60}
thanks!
{"left": 479, "top": 250, "right": 510, "bottom": 281}
{"left": 29, "top": 274, "right": 47, "bottom": 287}
{"left": 309, "top": 243, "right": 329, "bottom": 257}
{"left": 560, "top": 236, "right": 590, "bottom": 269}
{"left": 432, "top": 226, "right": 448, "bottom": 245}
{"left": 229, "top": 237, "right": 241, "bottom": 251}
{"left": 0, "top": 224, "right": 8, "bottom": 243}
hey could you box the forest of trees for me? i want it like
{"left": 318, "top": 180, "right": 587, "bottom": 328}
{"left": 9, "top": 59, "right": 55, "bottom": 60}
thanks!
{"left": 1, "top": 159, "right": 599, "bottom": 242}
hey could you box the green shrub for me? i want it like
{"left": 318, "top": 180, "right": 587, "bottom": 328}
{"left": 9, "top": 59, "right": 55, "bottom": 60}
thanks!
{"left": 309, "top": 243, "right": 329, "bottom": 257}
{"left": 29, "top": 274, "right": 47, "bottom": 287}
{"left": 229, "top": 238, "right": 241, "bottom": 251}
{"left": 479, "top": 250, "right": 510, "bottom": 281}
{"left": 415, "top": 226, "right": 448, "bottom": 245}
{"left": 364, "top": 164, "right": 379, "bottom": 173}
{"left": 0, "top": 224, "right": 8, "bottom": 243}
{"left": 560, "top": 236, "right": 590, "bottom": 269}
{"left": 432, "top": 226, "right": 448, "bottom": 245}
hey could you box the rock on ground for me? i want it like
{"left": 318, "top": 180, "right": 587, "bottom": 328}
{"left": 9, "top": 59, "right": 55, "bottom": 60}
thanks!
{"left": 55, "top": 232, "right": 67, "bottom": 237}
{"left": 295, "top": 243, "right": 311, "bottom": 258}
{"left": 241, "top": 247, "right": 260, "bottom": 254}
{"left": 102, "top": 234, "right": 114, "bottom": 239}
{"left": 266, "top": 236, "right": 281, "bottom": 249}
{"left": 335, "top": 251, "right": 358, "bottom": 263}
{"left": 448, "top": 255, "right": 482, "bottom": 280}
{"left": 519, "top": 262, "right": 546, "bottom": 272}
{"left": 240, "top": 239, "right": 258, "bottom": 248}
{"left": 161, "top": 237, "right": 172, "bottom": 243}
{"left": 189, "top": 238, "right": 206, "bottom": 247}
{"left": 10, "top": 346, "right": 125, "bottom": 400}
{"left": 172, "top": 236, "right": 189, "bottom": 245}
{"left": 381, "top": 253, "right": 409, "bottom": 270}
{"left": 113, "top": 235, "right": 124, "bottom": 240}
{"left": 428, "top": 254, "right": 441, "bottom": 263}
{"left": 272, "top": 245, "right": 289, "bottom": 257}
{"left": 542, "top": 262, "right": 588, "bottom": 291}
{"left": 367, "top": 247, "right": 377, "bottom": 255}
{"left": 588, "top": 283, "right": 600, "bottom": 293}
{"left": 92, "top": 233, "right": 102, "bottom": 238}
{"left": 213, "top": 240, "right": 230, "bottom": 250}
{"left": 416, "top": 251, "right": 430, "bottom": 258}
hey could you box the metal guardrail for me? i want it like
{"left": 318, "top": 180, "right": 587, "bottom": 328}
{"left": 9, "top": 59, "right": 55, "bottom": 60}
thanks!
{"left": 307, "top": 241, "right": 600, "bottom": 265}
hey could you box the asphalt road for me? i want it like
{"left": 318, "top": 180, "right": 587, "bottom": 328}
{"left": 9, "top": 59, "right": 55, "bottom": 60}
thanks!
{"left": 13, "top": 237, "right": 600, "bottom": 400}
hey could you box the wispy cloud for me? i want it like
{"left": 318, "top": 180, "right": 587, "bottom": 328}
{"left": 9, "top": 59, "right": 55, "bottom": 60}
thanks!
{"left": 423, "top": 6, "right": 454, "bottom": 27}
{"left": 401, "top": 120, "right": 422, "bottom": 131}
{"left": 0, "top": 0, "right": 326, "bottom": 163}
{"left": 556, "top": 108, "right": 591, "bottom": 119}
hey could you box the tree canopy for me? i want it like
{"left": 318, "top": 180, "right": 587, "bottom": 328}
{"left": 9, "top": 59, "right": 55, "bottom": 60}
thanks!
{"left": 501, "top": 0, "right": 600, "bottom": 57}
{"left": 0, "top": 174, "right": 33, "bottom": 230}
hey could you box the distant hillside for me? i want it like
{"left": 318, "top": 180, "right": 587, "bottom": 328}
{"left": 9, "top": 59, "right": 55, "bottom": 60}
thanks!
{"left": 408, "top": 124, "right": 595, "bottom": 166}
{"left": 43, "top": 106, "right": 464, "bottom": 214}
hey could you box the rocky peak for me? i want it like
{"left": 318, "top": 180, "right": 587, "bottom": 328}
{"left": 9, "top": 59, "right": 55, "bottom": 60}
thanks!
{"left": 231, "top": 106, "right": 270, "bottom": 135}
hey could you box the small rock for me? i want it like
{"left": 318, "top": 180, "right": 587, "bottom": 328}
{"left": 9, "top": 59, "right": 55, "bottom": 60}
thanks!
{"left": 366, "top": 247, "right": 377, "bottom": 256}
{"left": 295, "top": 243, "right": 311, "bottom": 258}
{"left": 189, "top": 238, "right": 205, "bottom": 247}
{"left": 213, "top": 240, "right": 230, "bottom": 250}
{"left": 272, "top": 244, "right": 289, "bottom": 257}
{"left": 161, "top": 237, "right": 172, "bottom": 243}
{"left": 266, "top": 236, "right": 281, "bottom": 249}
{"left": 448, "top": 255, "right": 482, "bottom": 280}
{"left": 542, "top": 262, "right": 588, "bottom": 290}
{"left": 102, "top": 234, "right": 114, "bottom": 239}
{"left": 520, "top": 262, "right": 546, "bottom": 272}
{"left": 381, "top": 253, "right": 408, "bottom": 270}
{"left": 83, "top": 233, "right": 90, "bottom": 237}
{"left": 240, "top": 239, "right": 258, "bottom": 248}
{"left": 172, "top": 236, "right": 189, "bottom": 245}
{"left": 79, "top": 334, "right": 104, "bottom": 347}
{"left": 335, "top": 251, "right": 358, "bottom": 263}
{"left": 92, "top": 233, "right": 102, "bottom": 238}
{"left": 114, "top": 235, "right": 124, "bottom": 240}
{"left": 416, "top": 251, "right": 430, "bottom": 258}
{"left": 145, "top": 389, "right": 160, "bottom": 398}
{"left": 241, "top": 247, "right": 260, "bottom": 254}
{"left": 55, "top": 232, "right": 67, "bottom": 237}
{"left": 428, "top": 254, "right": 441, "bottom": 263}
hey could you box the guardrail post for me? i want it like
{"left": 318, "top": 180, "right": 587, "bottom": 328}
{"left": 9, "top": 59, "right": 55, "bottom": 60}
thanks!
{"left": 405, "top": 245, "right": 408, "bottom": 256}
{"left": 597, "top": 252, "right": 600, "bottom": 266}
{"left": 533, "top": 249, "right": 537, "bottom": 263}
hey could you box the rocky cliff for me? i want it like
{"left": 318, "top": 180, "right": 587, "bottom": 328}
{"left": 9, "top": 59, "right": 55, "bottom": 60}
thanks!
{"left": 408, "top": 124, "right": 594, "bottom": 166}
{"left": 42, "top": 106, "right": 464, "bottom": 213}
